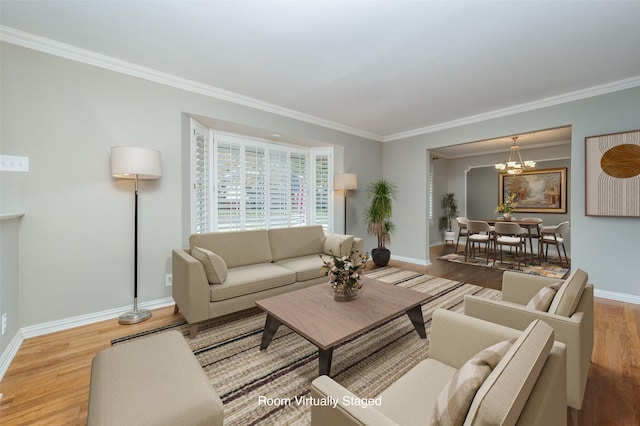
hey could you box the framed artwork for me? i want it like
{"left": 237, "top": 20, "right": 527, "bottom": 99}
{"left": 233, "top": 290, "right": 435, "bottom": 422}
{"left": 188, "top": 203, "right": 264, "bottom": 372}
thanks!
{"left": 585, "top": 129, "right": 640, "bottom": 217}
{"left": 499, "top": 168, "right": 567, "bottom": 213}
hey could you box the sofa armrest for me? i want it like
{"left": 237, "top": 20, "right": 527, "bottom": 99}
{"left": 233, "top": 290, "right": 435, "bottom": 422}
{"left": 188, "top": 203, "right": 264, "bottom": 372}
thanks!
{"left": 502, "top": 271, "right": 564, "bottom": 304}
{"left": 351, "top": 237, "right": 364, "bottom": 259}
{"left": 428, "top": 309, "right": 521, "bottom": 369}
{"left": 172, "top": 249, "right": 210, "bottom": 324}
{"left": 517, "top": 341, "right": 567, "bottom": 425}
{"left": 310, "top": 376, "right": 397, "bottom": 426}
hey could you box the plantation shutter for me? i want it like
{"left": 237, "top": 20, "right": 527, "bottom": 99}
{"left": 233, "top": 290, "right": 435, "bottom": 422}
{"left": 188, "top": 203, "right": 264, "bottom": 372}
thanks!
{"left": 312, "top": 149, "right": 332, "bottom": 232}
{"left": 215, "top": 136, "right": 242, "bottom": 231}
{"left": 191, "top": 119, "right": 209, "bottom": 234}
{"left": 268, "top": 148, "right": 290, "bottom": 228}
{"left": 290, "top": 151, "right": 309, "bottom": 227}
{"left": 244, "top": 144, "right": 267, "bottom": 229}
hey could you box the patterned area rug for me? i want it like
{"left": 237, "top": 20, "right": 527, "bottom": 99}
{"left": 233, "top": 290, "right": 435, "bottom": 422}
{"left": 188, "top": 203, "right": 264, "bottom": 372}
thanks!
{"left": 438, "top": 252, "right": 570, "bottom": 279}
{"left": 113, "top": 268, "right": 501, "bottom": 425}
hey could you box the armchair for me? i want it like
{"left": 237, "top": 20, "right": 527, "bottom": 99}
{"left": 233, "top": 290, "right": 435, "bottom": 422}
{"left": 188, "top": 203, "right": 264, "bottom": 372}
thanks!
{"left": 464, "top": 269, "right": 593, "bottom": 415}
{"left": 311, "top": 309, "right": 567, "bottom": 426}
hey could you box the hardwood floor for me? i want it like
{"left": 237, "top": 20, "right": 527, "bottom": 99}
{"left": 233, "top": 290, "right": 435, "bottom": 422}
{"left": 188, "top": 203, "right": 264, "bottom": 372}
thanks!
{"left": 1, "top": 245, "right": 638, "bottom": 425}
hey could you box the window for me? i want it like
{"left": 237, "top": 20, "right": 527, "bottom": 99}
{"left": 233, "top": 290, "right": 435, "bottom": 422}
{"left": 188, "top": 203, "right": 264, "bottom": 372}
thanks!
{"left": 191, "top": 120, "right": 333, "bottom": 233}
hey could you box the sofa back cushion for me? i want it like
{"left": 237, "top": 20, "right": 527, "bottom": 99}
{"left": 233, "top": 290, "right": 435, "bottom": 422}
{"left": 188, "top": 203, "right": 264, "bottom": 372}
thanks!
{"left": 548, "top": 268, "right": 588, "bottom": 317}
{"left": 465, "top": 319, "right": 554, "bottom": 425}
{"left": 268, "top": 226, "right": 325, "bottom": 261}
{"left": 189, "top": 230, "right": 272, "bottom": 268}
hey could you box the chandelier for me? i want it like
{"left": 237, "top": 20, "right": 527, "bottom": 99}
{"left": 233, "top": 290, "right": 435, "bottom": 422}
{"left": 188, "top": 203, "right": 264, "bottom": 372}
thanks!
{"left": 494, "top": 136, "right": 536, "bottom": 175}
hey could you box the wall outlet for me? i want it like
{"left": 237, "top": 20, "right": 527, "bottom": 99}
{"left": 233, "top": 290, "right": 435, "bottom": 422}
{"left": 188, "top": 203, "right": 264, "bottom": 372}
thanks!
{"left": 1, "top": 313, "right": 7, "bottom": 335}
{"left": 0, "top": 155, "right": 29, "bottom": 172}
{"left": 165, "top": 274, "right": 173, "bottom": 287}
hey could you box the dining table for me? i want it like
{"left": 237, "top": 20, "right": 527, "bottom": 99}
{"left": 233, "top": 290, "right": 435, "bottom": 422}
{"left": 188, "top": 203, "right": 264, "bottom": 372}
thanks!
{"left": 480, "top": 219, "right": 543, "bottom": 265}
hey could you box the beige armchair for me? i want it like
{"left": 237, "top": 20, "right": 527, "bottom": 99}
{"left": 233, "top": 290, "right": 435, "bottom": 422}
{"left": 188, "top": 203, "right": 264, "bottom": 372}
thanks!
{"left": 311, "top": 309, "right": 567, "bottom": 426}
{"left": 464, "top": 269, "right": 593, "bottom": 415}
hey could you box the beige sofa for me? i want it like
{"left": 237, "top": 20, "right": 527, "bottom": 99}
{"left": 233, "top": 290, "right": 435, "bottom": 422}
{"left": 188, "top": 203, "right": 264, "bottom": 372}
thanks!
{"left": 172, "top": 225, "right": 364, "bottom": 338}
{"left": 464, "top": 269, "right": 594, "bottom": 413}
{"left": 311, "top": 309, "right": 567, "bottom": 425}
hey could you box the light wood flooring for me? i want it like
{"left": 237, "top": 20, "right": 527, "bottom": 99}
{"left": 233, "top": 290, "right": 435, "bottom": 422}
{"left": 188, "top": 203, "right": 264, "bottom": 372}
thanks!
{"left": 1, "top": 245, "right": 638, "bottom": 425}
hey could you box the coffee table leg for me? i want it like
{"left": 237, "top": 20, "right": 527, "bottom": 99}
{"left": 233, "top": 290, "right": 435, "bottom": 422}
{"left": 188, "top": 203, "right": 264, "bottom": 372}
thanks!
{"left": 318, "top": 347, "right": 334, "bottom": 376}
{"left": 260, "top": 314, "right": 282, "bottom": 350}
{"left": 406, "top": 306, "right": 427, "bottom": 339}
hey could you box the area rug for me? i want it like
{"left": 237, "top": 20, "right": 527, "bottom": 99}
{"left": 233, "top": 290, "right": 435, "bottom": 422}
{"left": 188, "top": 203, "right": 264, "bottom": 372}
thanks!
{"left": 113, "top": 268, "right": 501, "bottom": 425}
{"left": 438, "top": 252, "right": 570, "bottom": 279}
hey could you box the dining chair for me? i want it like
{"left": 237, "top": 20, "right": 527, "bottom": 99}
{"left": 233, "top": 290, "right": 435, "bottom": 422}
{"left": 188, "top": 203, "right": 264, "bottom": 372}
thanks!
{"left": 455, "top": 217, "right": 469, "bottom": 253}
{"left": 520, "top": 217, "right": 543, "bottom": 264}
{"left": 464, "top": 220, "right": 493, "bottom": 264}
{"left": 540, "top": 221, "right": 570, "bottom": 267}
{"left": 493, "top": 221, "right": 527, "bottom": 269}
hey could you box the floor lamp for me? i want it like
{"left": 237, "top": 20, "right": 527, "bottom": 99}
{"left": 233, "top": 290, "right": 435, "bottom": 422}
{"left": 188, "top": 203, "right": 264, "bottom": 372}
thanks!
{"left": 111, "top": 146, "right": 162, "bottom": 324}
{"left": 335, "top": 173, "right": 358, "bottom": 234}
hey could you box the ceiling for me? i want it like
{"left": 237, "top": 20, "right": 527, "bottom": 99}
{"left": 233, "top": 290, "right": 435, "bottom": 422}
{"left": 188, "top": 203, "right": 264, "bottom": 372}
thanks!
{"left": 2, "top": 1, "right": 640, "bottom": 145}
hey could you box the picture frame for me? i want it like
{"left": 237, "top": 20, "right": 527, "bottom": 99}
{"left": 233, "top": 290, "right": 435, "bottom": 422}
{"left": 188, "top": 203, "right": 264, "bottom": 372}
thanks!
{"left": 499, "top": 168, "right": 567, "bottom": 213}
{"left": 585, "top": 129, "right": 640, "bottom": 217}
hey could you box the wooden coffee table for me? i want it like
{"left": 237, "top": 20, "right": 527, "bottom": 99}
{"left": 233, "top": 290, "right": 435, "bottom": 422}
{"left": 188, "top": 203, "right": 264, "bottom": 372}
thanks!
{"left": 255, "top": 275, "right": 433, "bottom": 376}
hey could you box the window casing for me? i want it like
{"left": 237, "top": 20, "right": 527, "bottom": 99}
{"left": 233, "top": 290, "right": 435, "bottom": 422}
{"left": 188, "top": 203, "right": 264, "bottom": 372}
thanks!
{"left": 191, "top": 121, "right": 333, "bottom": 233}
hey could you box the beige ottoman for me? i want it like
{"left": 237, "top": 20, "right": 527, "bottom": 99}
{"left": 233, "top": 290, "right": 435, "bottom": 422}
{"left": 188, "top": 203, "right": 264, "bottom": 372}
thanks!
{"left": 88, "top": 330, "right": 223, "bottom": 426}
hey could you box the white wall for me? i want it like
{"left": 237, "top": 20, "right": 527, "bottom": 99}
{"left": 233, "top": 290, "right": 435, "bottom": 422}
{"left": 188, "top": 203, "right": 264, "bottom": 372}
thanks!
{"left": 0, "top": 43, "right": 383, "bottom": 328}
{"left": 385, "top": 87, "right": 640, "bottom": 299}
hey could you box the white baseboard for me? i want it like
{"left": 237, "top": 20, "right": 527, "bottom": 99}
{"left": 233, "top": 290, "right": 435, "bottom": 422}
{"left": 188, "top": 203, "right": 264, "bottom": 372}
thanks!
{"left": 0, "top": 331, "right": 24, "bottom": 382}
{"left": 594, "top": 289, "right": 640, "bottom": 305}
{"left": 390, "top": 254, "right": 431, "bottom": 266}
{"left": 20, "top": 297, "right": 174, "bottom": 339}
{"left": 0, "top": 297, "right": 174, "bottom": 381}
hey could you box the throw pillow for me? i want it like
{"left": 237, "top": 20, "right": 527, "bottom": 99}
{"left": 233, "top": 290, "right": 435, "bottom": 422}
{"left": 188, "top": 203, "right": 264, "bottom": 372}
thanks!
{"left": 323, "top": 233, "right": 354, "bottom": 258}
{"left": 191, "top": 246, "right": 228, "bottom": 284}
{"left": 548, "top": 268, "right": 588, "bottom": 317}
{"left": 526, "top": 282, "right": 563, "bottom": 312}
{"left": 430, "top": 338, "right": 515, "bottom": 426}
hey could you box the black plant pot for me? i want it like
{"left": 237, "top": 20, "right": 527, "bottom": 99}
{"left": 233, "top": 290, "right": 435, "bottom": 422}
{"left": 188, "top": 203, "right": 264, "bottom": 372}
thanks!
{"left": 371, "top": 248, "right": 391, "bottom": 267}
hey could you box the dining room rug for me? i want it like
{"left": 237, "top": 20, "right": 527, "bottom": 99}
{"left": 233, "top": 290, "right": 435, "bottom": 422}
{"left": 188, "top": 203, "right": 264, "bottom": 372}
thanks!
{"left": 112, "top": 267, "right": 501, "bottom": 426}
{"left": 437, "top": 252, "right": 570, "bottom": 279}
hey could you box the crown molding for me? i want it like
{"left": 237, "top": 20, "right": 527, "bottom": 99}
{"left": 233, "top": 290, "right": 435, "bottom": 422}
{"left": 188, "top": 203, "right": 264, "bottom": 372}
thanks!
{"left": 383, "top": 75, "right": 640, "bottom": 142}
{"left": 3, "top": 25, "right": 639, "bottom": 144}
{"left": 0, "top": 26, "right": 383, "bottom": 142}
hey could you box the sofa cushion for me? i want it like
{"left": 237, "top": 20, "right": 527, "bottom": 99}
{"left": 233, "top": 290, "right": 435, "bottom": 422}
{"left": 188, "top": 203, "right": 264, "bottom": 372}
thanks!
{"left": 466, "top": 319, "right": 554, "bottom": 425}
{"left": 323, "top": 233, "right": 354, "bottom": 257}
{"left": 526, "top": 281, "right": 562, "bottom": 312}
{"left": 191, "top": 247, "right": 228, "bottom": 284}
{"left": 430, "top": 339, "right": 514, "bottom": 426}
{"left": 274, "top": 255, "right": 327, "bottom": 282}
{"left": 190, "top": 230, "right": 272, "bottom": 268}
{"left": 209, "top": 264, "right": 296, "bottom": 302}
{"left": 267, "top": 226, "right": 326, "bottom": 261}
{"left": 548, "top": 268, "right": 588, "bottom": 317}
{"left": 378, "top": 358, "right": 457, "bottom": 426}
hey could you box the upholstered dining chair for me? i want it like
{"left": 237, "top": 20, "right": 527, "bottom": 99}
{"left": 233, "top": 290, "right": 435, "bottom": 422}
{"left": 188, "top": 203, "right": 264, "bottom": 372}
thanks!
{"left": 493, "top": 221, "right": 527, "bottom": 269}
{"left": 519, "top": 217, "right": 543, "bottom": 264}
{"left": 455, "top": 217, "right": 469, "bottom": 253}
{"left": 539, "top": 221, "right": 570, "bottom": 267}
{"left": 464, "top": 220, "right": 493, "bottom": 264}
{"left": 464, "top": 269, "right": 593, "bottom": 425}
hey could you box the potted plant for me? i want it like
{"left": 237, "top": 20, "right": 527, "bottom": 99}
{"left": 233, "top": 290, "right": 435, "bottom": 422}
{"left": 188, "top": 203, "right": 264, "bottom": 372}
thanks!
{"left": 438, "top": 192, "right": 458, "bottom": 243}
{"left": 364, "top": 178, "right": 398, "bottom": 267}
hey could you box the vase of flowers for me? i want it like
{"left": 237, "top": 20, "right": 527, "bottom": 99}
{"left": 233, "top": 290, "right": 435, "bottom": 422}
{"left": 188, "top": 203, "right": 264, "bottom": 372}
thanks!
{"left": 320, "top": 251, "right": 369, "bottom": 302}
{"left": 495, "top": 193, "right": 517, "bottom": 221}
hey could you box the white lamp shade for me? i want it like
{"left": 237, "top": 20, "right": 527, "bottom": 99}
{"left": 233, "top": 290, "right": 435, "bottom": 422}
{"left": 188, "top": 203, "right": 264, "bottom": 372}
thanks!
{"left": 335, "top": 173, "right": 358, "bottom": 190}
{"left": 111, "top": 146, "right": 161, "bottom": 179}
